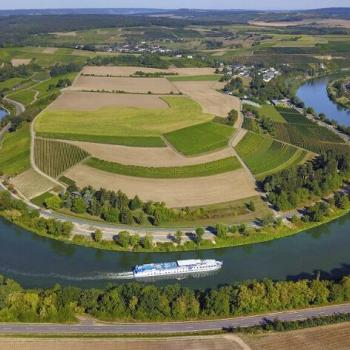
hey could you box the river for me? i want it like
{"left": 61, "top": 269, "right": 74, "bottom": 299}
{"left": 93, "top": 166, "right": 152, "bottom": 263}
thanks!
{"left": 296, "top": 76, "right": 350, "bottom": 126}
{"left": 1, "top": 212, "right": 350, "bottom": 289}
{"left": 0, "top": 108, "right": 7, "bottom": 121}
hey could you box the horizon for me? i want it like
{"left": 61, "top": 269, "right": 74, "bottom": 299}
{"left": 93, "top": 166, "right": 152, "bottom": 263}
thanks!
{"left": 1, "top": 0, "right": 350, "bottom": 11}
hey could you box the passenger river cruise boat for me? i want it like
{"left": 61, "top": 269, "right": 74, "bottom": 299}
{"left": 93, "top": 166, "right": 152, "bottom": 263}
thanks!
{"left": 133, "top": 259, "right": 223, "bottom": 279}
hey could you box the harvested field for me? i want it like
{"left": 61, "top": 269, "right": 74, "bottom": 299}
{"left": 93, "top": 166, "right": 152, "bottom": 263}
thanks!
{"left": 42, "top": 47, "right": 58, "bottom": 54}
{"left": 244, "top": 321, "right": 350, "bottom": 350}
{"left": 10, "top": 168, "right": 57, "bottom": 199}
{"left": 49, "top": 91, "right": 169, "bottom": 111}
{"left": 249, "top": 19, "right": 350, "bottom": 28}
{"left": 173, "top": 81, "right": 240, "bottom": 117}
{"left": 52, "top": 31, "right": 77, "bottom": 36}
{"left": 0, "top": 335, "right": 248, "bottom": 350}
{"left": 81, "top": 66, "right": 216, "bottom": 76}
{"left": 67, "top": 141, "right": 235, "bottom": 166}
{"left": 11, "top": 58, "right": 31, "bottom": 67}
{"left": 70, "top": 76, "right": 179, "bottom": 94}
{"left": 65, "top": 164, "right": 258, "bottom": 207}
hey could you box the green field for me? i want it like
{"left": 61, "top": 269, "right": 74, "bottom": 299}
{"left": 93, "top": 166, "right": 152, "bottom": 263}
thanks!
{"left": 35, "top": 138, "right": 90, "bottom": 178}
{"left": 167, "top": 75, "right": 222, "bottom": 81}
{"left": 8, "top": 89, "right": 36, "bottom": 106}
{"left": 257, "top": 104, "right": 286, "bottom": 123}
{"left": 235, "top": 131, "right": 307, "bottom": 177}
{"left": 85, "top": 156, "right": 241, "bottom": 178}
{"left": 0, "top": 124, "right": 31, "bottom": 175}
{"left": 35, "top": 96, "right": 214, "bottom": 146}
{"left": 164, "top": 121, "right": 234, "bottom": 155}
{"left": 31, "top": 191, "right": 54, "bottom": 207}
{"left": 0, "top": 78, "right": 24, "bottom": 92}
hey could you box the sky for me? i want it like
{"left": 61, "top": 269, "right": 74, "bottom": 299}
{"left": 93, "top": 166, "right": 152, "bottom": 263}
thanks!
{"left": 0, "top": 0, "right": 349, "bottom": 11}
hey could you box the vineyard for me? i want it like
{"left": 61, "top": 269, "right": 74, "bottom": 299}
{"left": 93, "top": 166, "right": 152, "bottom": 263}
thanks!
{"left": 276, "top": 106, "right": 315, "bottom": 125}
{"left": 235, "top": 131, "right": 307, "bottom": 177}
{"left": 273, "top": 122, "right": 346, "bottom": 154}
{"left": 34, "top": 138, "right": 90, "bottom": 178}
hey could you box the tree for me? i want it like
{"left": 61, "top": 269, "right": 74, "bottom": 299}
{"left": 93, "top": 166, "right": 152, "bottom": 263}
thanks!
{"left": 215, "top": 224, "right": 228, "bottom": 239}
{"left": 174, "top": 230, "right": 183, "bottom": 245}
{"left": 119, "top": 209, "right": 134, "bottom": 225}
{"left": 130, "top": 233, "right": 141, "bottom": 248}
{"left": 195, "top": 227, "right": 205, "bottom": 244}
{"left": 142, "top": 233, "right": 153, "bottom": 249}
{"left": 44, "top": 196, "right": 62, "bottom": 210}
{"left": 118, "top": 231, "right": 130, "bottom": 248}
{"left": 93, "top": 229, "right": 103, "bottom": 242}
{"left": 129, "top": 195, "right": 143, "bottom": 210}
{"left": 101, "top": 208, "right": 119, "bottom": 223}
{"left": 246, "top": 200, "right": 255, "bottom": 212}
{"left": 71, "top": 198, "right": 86, "bottom": 214}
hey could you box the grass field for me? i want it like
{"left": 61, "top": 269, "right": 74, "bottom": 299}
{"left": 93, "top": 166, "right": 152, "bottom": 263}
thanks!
{"left": 164, "top": 121, "right": 234, "bottom": 155}
{"left": 167, "top": 74, "right": 222, "bottom": 81}
{"left": 35, "top": 138, "right": 90, "bottom": 178}
{"left": 85, "top": 156, "right": 241, "bottom": 178}
{"left": 257, "top": 104, "right": 286, "bottom": 122}
{"left": 35, "top": 96, "right": 213, "bottom": 146}
{"left": 235, "top": 131, "right": 307, "bottom": 177}
{"left": 31, "top": 191, "right": 55, "bottom": 207}
{"left": 0, "top": 77, "right": 24, "bottom": 92}
{"left": 7, "top": 88, "right": 36, "bottom": 105}
{"left": 0, "top": 124, "right": 30, "bottom": 175}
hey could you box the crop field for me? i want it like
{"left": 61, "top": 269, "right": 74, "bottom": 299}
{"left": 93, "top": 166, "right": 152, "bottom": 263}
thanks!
{"left": 65, "top": 164, "right": 258, "bottom": 207}
{"left": 10, "top": 168, "right": 57, "bottom": 199}
{"left": 70, "top": 75, "right": 179, "bottom": 94}
{"left": 243, "top": 321, "right": 350, "bottom": 350}
{"left": 35, "top": 96, "right": 213, "bottom": 146}
{"left": 164, "top": 121, "right": 234, "bottom": 155}
{"left": 235, "top": 131, "right": 307, "bottom": 177}
{"left": 273, "top": 122, "right": 345, "bottom": 153}
{"left": 257, "top": 104, "right": 286, "bottom": 122}
{"left": 0, "top": 124, "right": 30, "bottom": 175}
{"left": 34, "top": 138, "right": 89, "bottom": 178}
{"left": 11, "top": 58, "right": 32, "bottom": 66}
{"left": 276, "top": 107, "right": 314, "bottom": 125}
{"left": 85, "top": 156, "right": 241, "bottom": 178}
{"left": 8, "top": 89, "right": 36, "bottom": 106}
{"left": 49, "top": 91, "right": 169, "bottom": 110}
{"left": 0, "top": 334, "right": 247, "bottom": 350}
{"left": 167, "top": 74, "right": 221, "bottom": 81}
{"left": 81, "top": 66, "right": 216, "bottom": 76}
{"left": 173, "top": 80, "right": 240, "bottom": 117}
{"left": 67, "top": 140, "right": 235, "bottom": 167}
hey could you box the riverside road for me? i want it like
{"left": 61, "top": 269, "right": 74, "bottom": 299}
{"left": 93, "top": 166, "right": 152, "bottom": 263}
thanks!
{"left": 0, "top": 303, "right": 350, "bottom": 334}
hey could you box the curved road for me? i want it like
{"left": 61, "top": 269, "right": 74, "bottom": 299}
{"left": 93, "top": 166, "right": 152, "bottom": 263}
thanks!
{"left": 0, "top": 303, "right": 349, "bottom": 334}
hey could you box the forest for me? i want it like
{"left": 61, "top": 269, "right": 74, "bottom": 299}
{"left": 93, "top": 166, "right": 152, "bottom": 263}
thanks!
{"left": 0, "top": 274, "right": 350, "bottom": 322}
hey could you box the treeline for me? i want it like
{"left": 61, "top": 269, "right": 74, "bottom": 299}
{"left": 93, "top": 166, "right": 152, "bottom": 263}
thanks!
{"left": 231, "top": 313, "right": 350, "bottom": 334}
{"left": 47, "top": 184, "right": 179, "bottom": 226}
{"left": 262, "top": 150, "right": 350, "bottom": 211}
{"left": 49, "top": 63, "right": 82, "bottom": 77}
{"left": 0, "top": 191, "right": 73, "bottom": 239}
{"left": 1, "top": 274, "right": 350, "bottom": 322}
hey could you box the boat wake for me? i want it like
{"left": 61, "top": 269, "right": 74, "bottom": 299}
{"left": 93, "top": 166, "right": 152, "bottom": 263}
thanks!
{"left": 0, "top": 268, "right": 134, "bottom": 281}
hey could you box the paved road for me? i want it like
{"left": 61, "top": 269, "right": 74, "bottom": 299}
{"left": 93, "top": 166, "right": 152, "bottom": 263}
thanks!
{"left": 0, "top": 303, "right": 349, "bottom": 334}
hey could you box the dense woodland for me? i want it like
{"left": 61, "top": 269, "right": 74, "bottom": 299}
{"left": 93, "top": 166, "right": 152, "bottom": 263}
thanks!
{"left": 262, "top": 150, "right": 350, "bottom": 211}
{"left": 0, "top": 274, "right": 350, "bottom": 322}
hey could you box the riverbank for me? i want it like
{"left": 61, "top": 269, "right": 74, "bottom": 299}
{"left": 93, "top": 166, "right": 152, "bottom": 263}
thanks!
{"left": 2, "top": 189, "right": 350, "bottom": 253}
{"left": 327, "top": 77, "right": 350, "bottom": 110}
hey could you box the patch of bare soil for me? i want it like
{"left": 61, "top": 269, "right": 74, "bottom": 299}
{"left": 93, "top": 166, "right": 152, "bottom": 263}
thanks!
{"left": 49, "top": 91, "right": 169, "bottom": 111}
{"left": 65, "top": 164, "right": 258, "bottom": 208}
{"left": 42, "top": 47, "right": 58, "bottom": 54}
{"left": 10, "top": 168, "right": 57, "bottom": 199}
{"left": 70, "top": 76, "right": 179, "bottom": 94}
{"left": 67, "top": 141, "right": 235, "bottom": 167}
{"left": 11, "top": 59, "right": 31, "bottom": 67}
{"left": 81, "top": 66, "right": 216, "bottom": 76}
{"left": 173, "top": 81, "right": 240, "bottom": 117}
{"left": 0, "top": 335, "right": 248, "bottom": 350}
